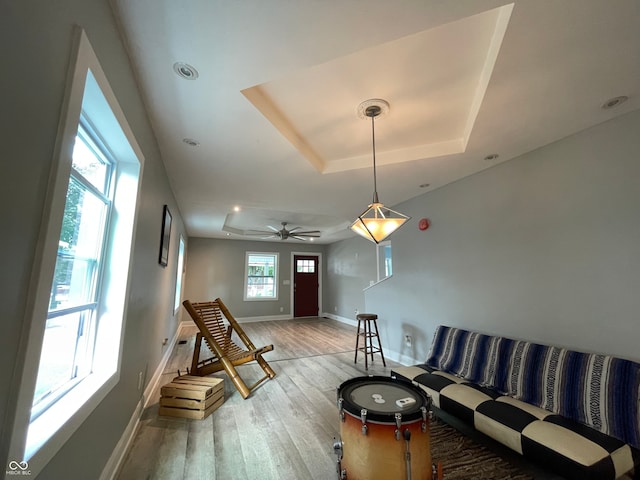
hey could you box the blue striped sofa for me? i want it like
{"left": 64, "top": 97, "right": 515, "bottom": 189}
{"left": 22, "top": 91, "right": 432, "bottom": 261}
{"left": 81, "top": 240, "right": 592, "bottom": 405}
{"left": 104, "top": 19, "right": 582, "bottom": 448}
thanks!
{"left": 392, "top": 325, "right": 640, "bottom": 480}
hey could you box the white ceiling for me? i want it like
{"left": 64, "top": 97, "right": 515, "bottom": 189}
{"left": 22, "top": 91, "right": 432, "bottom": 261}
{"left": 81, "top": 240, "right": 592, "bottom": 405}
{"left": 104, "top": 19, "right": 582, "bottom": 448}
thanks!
{"left": 111, "top": 0, "right": 640, "bottom": 244}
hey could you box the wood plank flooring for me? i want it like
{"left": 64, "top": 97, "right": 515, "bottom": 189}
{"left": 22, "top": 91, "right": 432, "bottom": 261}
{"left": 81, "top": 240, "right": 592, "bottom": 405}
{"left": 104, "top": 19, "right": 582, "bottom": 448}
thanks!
{"left": 116, "top": 317, "right": 397, "bottom": 480}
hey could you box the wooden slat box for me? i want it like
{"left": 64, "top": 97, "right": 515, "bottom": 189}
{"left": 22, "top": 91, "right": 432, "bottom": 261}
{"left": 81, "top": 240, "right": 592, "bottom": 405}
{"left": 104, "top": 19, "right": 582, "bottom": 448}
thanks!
{"left": 159, "top": 375, "right": 224, "bottom": 419}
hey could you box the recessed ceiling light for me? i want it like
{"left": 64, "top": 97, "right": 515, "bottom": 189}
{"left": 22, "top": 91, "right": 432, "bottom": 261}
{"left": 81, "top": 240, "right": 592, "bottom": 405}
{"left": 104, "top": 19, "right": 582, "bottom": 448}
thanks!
{"left": 173, "top": 62, "right": 199, "bottom": 80}
{"left": 182, "top": 138, "right": 200, "bottom": 147}
{"left": 484, "top": 153, "right": 499, "bottom": 161}
{"left": 419, "top": 183, "right": 430, "bottom": 188}
{"left": 601, "top": 96, "right": 628, "bottom": 110}
{"left": 233, "top": 206, "right": 241, "bottom": 212}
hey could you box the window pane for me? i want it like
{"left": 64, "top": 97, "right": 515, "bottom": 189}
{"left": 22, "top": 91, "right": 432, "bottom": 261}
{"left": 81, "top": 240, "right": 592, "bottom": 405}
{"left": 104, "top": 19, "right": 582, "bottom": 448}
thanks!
{"left": 296, "top": 259, "right": 315, "bottom": 273}
{"left": 174, "top": 236, "right": 185, "bottom": 311}
{"left": 246, "top": 253, "right": 277, "bottom": 299}
{"left": 72, "top": 134, "right": 108, "bottom": 193}
{"left": 383, "top": 244, "right": 393, "bottom": 277}
{"left": 32, "top": 309, "right": 94, "bottom": 407}
{"left": 51, "top": 177, "right": 106, "bottom": 310}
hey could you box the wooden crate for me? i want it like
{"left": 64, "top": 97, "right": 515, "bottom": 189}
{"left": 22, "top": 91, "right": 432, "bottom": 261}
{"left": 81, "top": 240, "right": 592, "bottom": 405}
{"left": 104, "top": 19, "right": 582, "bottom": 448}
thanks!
{"left": 159, "top": 375, "right": 224, "bottom": 419}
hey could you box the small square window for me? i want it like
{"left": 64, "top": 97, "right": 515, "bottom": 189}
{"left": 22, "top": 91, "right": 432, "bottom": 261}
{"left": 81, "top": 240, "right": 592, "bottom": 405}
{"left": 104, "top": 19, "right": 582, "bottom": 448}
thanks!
{"left": 296, "top": 259, "right": 315, "bottom": 273}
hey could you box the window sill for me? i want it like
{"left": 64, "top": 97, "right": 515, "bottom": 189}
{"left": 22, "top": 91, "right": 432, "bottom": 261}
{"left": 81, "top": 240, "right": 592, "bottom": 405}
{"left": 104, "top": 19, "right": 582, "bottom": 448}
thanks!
{"left": 25, "top": 370, "right": 117, "bottom": 474}
{"left": 363, "top": 275, "right": 392, "bottom": 291}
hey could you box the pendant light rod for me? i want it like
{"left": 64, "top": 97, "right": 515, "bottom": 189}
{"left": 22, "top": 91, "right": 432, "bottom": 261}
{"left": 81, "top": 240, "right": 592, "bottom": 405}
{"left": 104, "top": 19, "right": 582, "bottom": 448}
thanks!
{"left": 351, "top": 99, "right": 411, "bottom": 244}
{"left": 367, "top": 105, "right": 381, "bottom": 204}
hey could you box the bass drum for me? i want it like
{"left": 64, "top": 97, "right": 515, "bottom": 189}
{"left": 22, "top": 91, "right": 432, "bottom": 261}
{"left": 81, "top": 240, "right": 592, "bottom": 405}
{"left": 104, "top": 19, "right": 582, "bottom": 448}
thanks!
{"left": 335, "top": 376, "right": 434, "bottom": 480}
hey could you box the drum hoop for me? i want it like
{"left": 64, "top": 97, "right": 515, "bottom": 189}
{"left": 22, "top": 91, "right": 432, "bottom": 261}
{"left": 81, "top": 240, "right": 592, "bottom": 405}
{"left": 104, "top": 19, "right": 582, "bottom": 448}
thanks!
{"left": 337, "top": 375, "right": 430, "bottom": 423}
{"left": 340, "top": 411, "right": 425, "bottom": 426}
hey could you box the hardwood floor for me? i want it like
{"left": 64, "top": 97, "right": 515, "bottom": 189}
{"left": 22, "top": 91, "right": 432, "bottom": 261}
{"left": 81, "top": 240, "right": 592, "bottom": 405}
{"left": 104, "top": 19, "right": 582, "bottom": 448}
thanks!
{"left": 116, "top": 317, "right": 398, "bottom": 480}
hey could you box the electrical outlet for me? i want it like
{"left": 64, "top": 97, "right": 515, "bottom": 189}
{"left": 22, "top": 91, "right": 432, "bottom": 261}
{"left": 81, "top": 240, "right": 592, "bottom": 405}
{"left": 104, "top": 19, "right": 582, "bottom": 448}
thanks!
{"left": 405, "top": 335, "right": 412, "bottom": 347}
{"left": 280, "top": 306, "right": 284, "bottom": 312}
{"left": 137, "top": 371, "right": 144, "bottom": 391}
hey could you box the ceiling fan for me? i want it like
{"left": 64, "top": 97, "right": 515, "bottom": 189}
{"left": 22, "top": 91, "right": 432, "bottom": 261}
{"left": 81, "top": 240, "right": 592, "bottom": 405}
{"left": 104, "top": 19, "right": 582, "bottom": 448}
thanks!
{"left": 247, "top": 222, "right": 321, "bottom": 241}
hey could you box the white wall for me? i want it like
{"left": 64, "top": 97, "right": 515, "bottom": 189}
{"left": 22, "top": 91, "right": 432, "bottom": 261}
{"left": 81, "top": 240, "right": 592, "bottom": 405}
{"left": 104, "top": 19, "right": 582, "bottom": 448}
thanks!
{"left": 0, "top": 1, "right": 186, "bottom": 477}
{"left": 329, "top": 109, "right": 640, "bottom": 365}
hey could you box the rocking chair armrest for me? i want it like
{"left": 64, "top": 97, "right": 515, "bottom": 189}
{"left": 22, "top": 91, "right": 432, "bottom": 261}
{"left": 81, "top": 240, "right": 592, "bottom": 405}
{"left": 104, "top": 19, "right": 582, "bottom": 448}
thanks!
{"left": 253, "top": 344, "right": 274, "bottom": 355}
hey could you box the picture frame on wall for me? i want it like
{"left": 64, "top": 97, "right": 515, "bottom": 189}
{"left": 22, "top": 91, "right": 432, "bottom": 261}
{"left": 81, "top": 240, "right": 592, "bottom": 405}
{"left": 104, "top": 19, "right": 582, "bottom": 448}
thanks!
{"left": 159, "top": 204, "right": 172, "bottom": 267}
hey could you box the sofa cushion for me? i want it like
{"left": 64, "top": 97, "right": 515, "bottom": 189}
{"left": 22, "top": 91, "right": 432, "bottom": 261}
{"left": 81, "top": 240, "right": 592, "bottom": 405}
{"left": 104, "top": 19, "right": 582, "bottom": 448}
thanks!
{"left": 495, "top": 396, "right": 554, "bottom": 420}
{"left": 521, "top": 420, "right": 628, "bottom": 480}
{"left": 474, "top": 400, "right": 537, "bottom": 454}
{"left": 439, "top": 383, "right": 494, "bottom": 425}
{"left": 412, "top": 370, "right": 462, "bottom": 408}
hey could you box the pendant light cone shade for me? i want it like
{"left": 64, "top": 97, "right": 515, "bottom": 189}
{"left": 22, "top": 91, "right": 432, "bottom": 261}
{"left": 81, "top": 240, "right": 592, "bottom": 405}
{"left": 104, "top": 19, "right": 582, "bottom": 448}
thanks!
{"left": 350, "top": 100, "right": 410, "bottom": 244}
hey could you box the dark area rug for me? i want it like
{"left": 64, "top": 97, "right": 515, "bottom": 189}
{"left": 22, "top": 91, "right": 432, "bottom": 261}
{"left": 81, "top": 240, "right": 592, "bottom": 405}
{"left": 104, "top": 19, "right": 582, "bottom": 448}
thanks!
{"left": 430, "top": 417, "right": 534, "bottom": 480}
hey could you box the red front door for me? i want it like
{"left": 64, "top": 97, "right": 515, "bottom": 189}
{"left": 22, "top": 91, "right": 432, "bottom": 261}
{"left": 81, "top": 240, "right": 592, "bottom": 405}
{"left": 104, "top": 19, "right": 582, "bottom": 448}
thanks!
{"left": 294, "top": 255, "right": 319, "bottom": 317}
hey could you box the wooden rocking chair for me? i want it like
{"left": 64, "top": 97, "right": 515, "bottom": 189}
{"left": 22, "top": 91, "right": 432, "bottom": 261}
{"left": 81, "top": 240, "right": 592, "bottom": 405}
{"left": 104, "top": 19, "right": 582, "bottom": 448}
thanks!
{"left": 182, "top": 298, "right": 276, "bottom": 399}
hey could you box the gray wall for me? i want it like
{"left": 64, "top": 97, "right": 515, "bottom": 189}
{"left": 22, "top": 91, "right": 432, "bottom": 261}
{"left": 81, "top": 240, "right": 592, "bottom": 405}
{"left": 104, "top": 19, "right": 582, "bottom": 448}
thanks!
{"left": 1, "top": 0, "right": 186, "bottom": 477}
{"left": 184, "top": 237, "right": 326, "bottom": 318}
{"left": 329, "top": 109, "right": 640, "bottom": 365}
{"left": 325, "top": 239, "right": 377, "bottom": 320}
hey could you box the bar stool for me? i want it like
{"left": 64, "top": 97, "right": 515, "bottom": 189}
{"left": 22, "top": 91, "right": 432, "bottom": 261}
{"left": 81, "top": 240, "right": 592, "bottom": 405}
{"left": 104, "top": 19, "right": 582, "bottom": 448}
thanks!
{"left": 354, "top": 313, "right": 386, "bottom": 370}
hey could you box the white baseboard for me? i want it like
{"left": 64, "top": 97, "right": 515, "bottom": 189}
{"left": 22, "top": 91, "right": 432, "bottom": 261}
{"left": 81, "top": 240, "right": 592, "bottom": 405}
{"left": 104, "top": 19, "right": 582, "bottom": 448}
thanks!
{"left": 324, "top": 313, "right": 422, "bottom": 366}
{"left": 235, "top": 314, "right": 291, "bottom": 323}
{"left": 323, "top": 312, "right": 358, "bottom": 327}
{"left": 382, "top": 348, "right": 421, "bottom": 367}
{"left": 100, "top": 321, "right": 189, "bottom": 480}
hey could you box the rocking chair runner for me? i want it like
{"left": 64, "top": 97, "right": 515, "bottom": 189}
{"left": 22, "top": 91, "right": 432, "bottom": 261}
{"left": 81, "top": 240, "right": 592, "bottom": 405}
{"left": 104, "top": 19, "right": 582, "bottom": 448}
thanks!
{"left": 182, "top": 298, "right": 276, "bottom": 399}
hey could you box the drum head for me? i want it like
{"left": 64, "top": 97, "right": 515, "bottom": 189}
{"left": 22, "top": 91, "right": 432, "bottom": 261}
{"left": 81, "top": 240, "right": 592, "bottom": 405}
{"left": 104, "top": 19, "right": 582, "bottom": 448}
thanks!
{"left": 339, "top": 376, "right": 429, "bottom": 422}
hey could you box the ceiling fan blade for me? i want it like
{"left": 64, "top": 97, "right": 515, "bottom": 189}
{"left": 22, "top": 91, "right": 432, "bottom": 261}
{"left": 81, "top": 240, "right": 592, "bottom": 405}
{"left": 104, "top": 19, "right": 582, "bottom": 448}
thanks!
{"left": 294, "top": 230, "right": 321, "bottom": 237}
{"left": 267, "top": 225, "right": 280, "bottom": 232}
{"left": 287, "top": 226, "right": 301, "bottom": 233}
{"left": 290, "top": 235, "right": 309, "bottom": 241}
{"left": 245, "top": 230, "right": 277, "bottom": 236}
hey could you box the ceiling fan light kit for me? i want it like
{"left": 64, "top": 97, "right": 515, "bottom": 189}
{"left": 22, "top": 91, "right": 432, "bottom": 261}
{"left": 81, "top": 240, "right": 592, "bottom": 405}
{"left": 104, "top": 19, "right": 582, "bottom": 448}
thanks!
{"left": 350, "top": 99, "right": 410, "bottom": 244}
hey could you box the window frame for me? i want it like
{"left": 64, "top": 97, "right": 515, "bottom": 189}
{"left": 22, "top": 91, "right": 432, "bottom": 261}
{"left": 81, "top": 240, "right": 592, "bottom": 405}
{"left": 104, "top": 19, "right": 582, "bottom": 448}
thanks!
{"left": 31, "top": 124, "right": 115, "bottom": 420}
{"left": 377, "top": 241, "right": 393, "bottom": 281}
{"left": 174, "top": 235, "right": 186, "bottom": 313}
{"left": 244, "top": 252, "right": 279, "bottom": 301}
{"left": 8, "top": 28, "right": 144, "bottom": 476}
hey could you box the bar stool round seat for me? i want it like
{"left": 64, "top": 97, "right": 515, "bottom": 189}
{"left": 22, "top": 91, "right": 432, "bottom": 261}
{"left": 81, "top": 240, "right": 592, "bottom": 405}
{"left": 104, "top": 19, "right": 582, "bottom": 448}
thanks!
{"left": 354, "top": 313, "right": 386, "bottom": 370}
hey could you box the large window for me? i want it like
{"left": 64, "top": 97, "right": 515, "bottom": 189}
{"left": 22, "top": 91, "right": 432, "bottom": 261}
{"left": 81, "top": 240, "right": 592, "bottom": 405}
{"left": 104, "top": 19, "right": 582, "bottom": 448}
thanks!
{"left": 9, "top": 29, "right": 143, "bottom": 475}
{"left": 32, "top": 126, "right": 112, "bottom": 420}
{"left": 244, "top": 252, "right": 278, "bottom": 300}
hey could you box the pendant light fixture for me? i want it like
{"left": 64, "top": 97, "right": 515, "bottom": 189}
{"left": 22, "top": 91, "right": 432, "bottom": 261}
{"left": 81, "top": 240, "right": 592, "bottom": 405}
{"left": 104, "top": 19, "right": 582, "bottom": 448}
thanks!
{"left": 350, "top": 99, "right": 410, "bottom": 244}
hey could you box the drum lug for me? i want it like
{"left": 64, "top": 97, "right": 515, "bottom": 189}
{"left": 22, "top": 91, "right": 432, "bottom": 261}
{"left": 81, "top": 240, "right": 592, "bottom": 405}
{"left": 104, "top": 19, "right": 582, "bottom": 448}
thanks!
{"left": 395, "top": 412, "right": 402, "bottom": 440}
{"left": 334, "top": 437, "right": 346, "bottom": 479}
{"left": 360, "top": 408, "right": 368, "bottom": 435}
{"left": 333, "top": 437, "right": 343, "bottom": 457}
{"left": 338, "top": 398, "right": 344, "bottom": 422}
{"left": 424, "top": 395, "right": 433, "bottom": 418}
{"left": 421, "top": 406, "right": 428, "bottom": 433}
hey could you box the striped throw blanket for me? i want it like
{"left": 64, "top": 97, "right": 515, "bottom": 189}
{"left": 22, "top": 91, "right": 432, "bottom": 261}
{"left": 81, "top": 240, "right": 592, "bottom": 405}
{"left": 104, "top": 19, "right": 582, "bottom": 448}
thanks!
{"left": 426, "top": 325, "right": 640, "bottom": 450}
